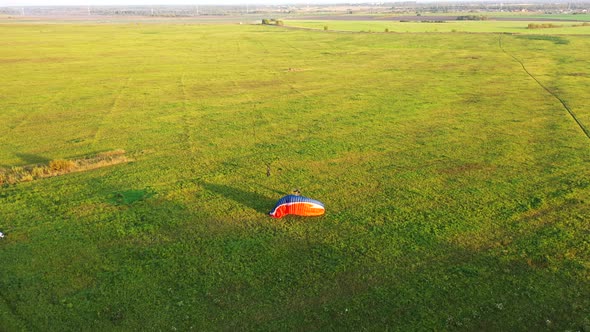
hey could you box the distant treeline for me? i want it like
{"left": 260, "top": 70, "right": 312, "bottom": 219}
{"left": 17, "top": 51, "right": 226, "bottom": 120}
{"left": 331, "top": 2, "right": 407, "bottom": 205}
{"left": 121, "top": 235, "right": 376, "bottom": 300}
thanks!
{"left": 527, "top": 23, "right": 562, "bottom": 29}
{"left": 456, "top": 15, "right": 489, "bottom": 21}
{"left": 527, "top": 22, "right": 590, "bottom": 29}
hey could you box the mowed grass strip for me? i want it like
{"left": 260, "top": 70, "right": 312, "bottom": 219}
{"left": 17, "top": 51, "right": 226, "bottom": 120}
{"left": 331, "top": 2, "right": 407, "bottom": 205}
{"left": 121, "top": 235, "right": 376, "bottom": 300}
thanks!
{"left": 0, "top": 23, "right": 588, "bottom": 330}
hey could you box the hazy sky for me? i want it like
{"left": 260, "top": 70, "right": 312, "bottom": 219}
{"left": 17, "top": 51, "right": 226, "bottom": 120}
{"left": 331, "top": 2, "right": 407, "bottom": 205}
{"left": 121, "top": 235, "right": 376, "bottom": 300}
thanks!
{"left": 2, "top": 0, "right": 364, "bottom": 5}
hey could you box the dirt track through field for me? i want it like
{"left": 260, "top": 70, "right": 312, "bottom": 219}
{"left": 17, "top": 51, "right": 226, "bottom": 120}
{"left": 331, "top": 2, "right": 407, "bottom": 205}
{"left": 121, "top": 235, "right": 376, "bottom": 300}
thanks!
{"left": 92, "top": 76, "right": 133, "bottom": 146}
{"left": 498, "top": 34, "right": 590, "bottom": 140}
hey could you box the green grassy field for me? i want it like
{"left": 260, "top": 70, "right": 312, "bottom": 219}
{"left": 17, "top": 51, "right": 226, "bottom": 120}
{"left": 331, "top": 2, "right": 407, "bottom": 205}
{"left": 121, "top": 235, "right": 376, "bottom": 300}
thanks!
{"left": 285, "top": 19, "right": 590, "bottom": 34}
{"left": 493, "top": 12, "right": 590, "bottom": 21}
{"left": 1, "top": 22, "right": 589, "bottom": 330}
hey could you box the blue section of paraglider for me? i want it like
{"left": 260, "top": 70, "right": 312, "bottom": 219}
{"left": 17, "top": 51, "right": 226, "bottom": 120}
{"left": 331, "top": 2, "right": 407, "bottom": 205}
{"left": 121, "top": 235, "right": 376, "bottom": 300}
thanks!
{"left": 272, "top": 195, "right": 324, "bottom": 210}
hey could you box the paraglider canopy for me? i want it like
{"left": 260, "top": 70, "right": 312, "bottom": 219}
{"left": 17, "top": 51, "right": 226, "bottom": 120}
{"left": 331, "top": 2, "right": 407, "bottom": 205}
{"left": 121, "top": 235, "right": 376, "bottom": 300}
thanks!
{"left": 269, "top": 194, "right": 325, "bottom": 218}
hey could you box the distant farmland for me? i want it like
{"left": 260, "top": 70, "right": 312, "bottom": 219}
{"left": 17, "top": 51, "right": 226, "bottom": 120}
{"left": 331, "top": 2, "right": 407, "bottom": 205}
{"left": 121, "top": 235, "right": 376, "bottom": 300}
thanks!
{"left": 285, "top": 16, "right": 590, "bottom": 33}
{"left": 0, "top": 21, "right": 589, "bottom": 331}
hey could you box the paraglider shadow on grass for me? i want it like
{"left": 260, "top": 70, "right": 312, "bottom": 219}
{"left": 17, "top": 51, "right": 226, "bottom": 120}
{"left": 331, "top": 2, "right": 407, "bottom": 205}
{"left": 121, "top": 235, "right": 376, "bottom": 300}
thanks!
{"left": 1, "top": 153, "right": 51, "bottom": 168}
{"left": 200, "top": 182, "right": 279, "bottom": 214}
{"left": 15, "top": 153, "right": 51, "bottom": 165}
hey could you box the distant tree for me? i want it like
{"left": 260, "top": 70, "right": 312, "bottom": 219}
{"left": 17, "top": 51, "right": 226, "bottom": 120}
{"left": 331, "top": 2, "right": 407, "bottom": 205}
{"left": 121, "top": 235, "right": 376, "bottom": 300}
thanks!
{"left": 324, "top": 25, "right": 328, "bottom": 31}
{"left": 262, "top": 18, "right": 270, "bottom": 25}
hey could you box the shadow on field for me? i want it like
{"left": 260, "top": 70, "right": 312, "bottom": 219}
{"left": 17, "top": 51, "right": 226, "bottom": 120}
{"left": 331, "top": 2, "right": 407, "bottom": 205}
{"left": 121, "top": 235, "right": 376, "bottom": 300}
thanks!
{"left": 1, "top": 153, "right": 51, "bottom": 168}
{"left": 201, "top": 182, "right": 277, "bottom": 214}
{"left": 16, "top": 153, "right": 51, "bottom": 165}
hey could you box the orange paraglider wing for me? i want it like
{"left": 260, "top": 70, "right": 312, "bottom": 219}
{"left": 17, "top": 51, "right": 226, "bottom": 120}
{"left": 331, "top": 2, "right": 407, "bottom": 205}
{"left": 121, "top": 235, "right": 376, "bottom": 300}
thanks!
{"left": 269, "top": 195, "right": 325, "bottom": 218}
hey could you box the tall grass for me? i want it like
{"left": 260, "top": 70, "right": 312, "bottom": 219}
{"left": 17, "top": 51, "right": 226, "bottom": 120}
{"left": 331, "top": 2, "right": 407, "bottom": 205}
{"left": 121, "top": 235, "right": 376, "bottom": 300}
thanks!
{"left": 0, "top": 150, "right": 128, "bottom": 185}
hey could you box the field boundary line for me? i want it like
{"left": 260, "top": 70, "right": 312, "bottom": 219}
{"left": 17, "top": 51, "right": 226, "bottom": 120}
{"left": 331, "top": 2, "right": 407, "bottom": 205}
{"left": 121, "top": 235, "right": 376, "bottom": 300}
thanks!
{"left": 498, "top": 34, "right": 590, "bottom": 140}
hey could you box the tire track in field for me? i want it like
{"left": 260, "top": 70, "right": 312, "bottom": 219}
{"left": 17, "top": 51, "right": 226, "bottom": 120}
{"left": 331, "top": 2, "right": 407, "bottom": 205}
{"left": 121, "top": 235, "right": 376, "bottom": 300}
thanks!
{"left": 1, "top": 85, "right": 72, "bottom": 163}
{"left": 272, "top": 31, "right": 323, "bottom": 100}
{"left": 92, "top": 76, "right": 133, "bottom": 146}
{"left": 229, "top": 79, "right": 260, "bottom": 143}
{"left": 179, "top": 73, "right": 199, "bottom": 173}
{"left": 280, "top": 67, "right": 310, "bottom": 99}
{"left": 276, "top": 33, "right": 303, "bottom": 53}
{"left": 232, "top": 35, "right": 264, "bottom": 142}
{"left": 8, "top": 87, "right": 69, "bottom": 131}
{"left": 230, "top": 33, "right": 309, "bottom": 179}
{"left": 275, "top": 40, "right": 310, "bottom": 98}
{"left": 244, "top": 33, "right": 308, "bottom": 99}
{"left": 240, "top": 33, "right": 311, "bottom": 175}
{"left": 498, "top": 34, "right": 590, "bottom": 140}
{"left": 228, "top": 75, "right": 287, "bottom": 179}
{"left": 287, "top": 82, "right": 309, "bottom": 98}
